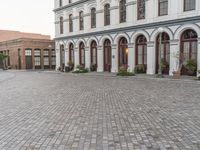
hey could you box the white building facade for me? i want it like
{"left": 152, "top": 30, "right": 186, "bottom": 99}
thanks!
{"left": 54, "top": 0, "right": 200, "bottom": 76}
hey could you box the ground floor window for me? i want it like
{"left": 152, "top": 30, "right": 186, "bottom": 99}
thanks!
{"left": 79, "top": 42, "right": 85, "bottom": 67}
{"left": 118, "top": 37, "right": 128, "bottom": 68}
{"left": 156, "top": 32, "right": 170, "bottom": 74}
{"left": 44, "top": 49, "right": 50, "bottom": 69}
{"left": 181, "top": 29, "right": 197, "bottom": 75}
{"left": 136, "top": 35, "right": 147, "bottom": 73}
{"left": 91, "top": 41, "right": 97, "bottom": 71}
{"left": 34, "top": 49, "right": 41, "bottom": 69}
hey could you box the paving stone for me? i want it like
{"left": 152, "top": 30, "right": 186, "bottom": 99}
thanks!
{"left": 0, "top": 71, "right": 200, "bottom": 150}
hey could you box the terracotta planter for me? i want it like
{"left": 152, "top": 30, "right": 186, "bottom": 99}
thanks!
{"left": 173, "top": 71, "right": 181, "bottom": 79}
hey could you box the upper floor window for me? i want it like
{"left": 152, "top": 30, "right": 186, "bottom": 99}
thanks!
{"left": 91, "top": 8, "right": 96, "bottom": 28}
{"left": 184, "top": 0, "right": 195, "bottom": 11}
{"left": 104, "top": 4, "right": 110, "bottom": 26}
{"left": 158, "top": 0, "right": 168, "bottom": 16}
{"left": 79, "top": 11, "right": 84, "bottom": 30}
{"left": 137, "top": 0, "right": 145, "bottom": 20}
{"left": 59, "top": 0, "right": 62, "bottom": 7}
{"left": 60, "top": 17, "right": 63, "bottom": 34}
{"left": 69, "top": 14, "right": 73, "bottom": 32}
{"left": 119, "top": 0, "right": 126, "bottom": 23}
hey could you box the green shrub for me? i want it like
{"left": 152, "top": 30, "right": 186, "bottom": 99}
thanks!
{"left": 117, "top": 66, "right": 135, "bottom": 76}
{"left": 185, "top": 59, "right": 197, "bottom": 72}
{"left": 134, "top": 64, "right": 146, "bottom": 74}
{"left": 72, "top": 65, "right": 89, "bottom": 73}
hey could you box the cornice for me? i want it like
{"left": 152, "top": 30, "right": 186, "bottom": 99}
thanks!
{"left": 54, "top": 16, "right": 200, "bottom": 40}
{"left": 54, "top": 0, "right": 93, "bottom": 12}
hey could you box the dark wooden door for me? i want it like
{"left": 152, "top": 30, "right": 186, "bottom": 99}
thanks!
{"left": 26, "top": 56, "right": 32, "bottom": 69}
{"left": 104, "top": 46, "right": 111, "bottom": 72}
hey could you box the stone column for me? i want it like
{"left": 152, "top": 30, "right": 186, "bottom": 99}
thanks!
{"left": 197, "top": 38, "right": 200, "bottom": 77}
{"left": 169, "top": 40, "right": 179, "bottom": 76}
{"left": 111, "top": 44, "right": 118, "bottom": 73}
{"left": 55, "top": 42, "right": 60, "bottom": 70}
{"left": 97, "top": 46, "right": 103, "bottom": 72}
{"left": 127, "top": 43, "right": 134, "bottom": 72}
{"left": 85, "top": 47, "right": 90, "bottom": 69}
{"left": 74, "top": 47, "right": 79, "bottom": 70}
{"left": 146, "top": 42, "right": 156, "bottom": 75}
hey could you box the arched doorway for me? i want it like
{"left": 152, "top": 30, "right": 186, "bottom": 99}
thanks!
{"left": 118, "top": 37, "right": 128, "bottom": 69}
{"left": 181, "top": 29, "right": 198, "bottom": 76}
{"left": 104, "top": 39, "right": 112, "bottom": 72}
{"left": 135, "top": 35, "right": 147, "bottom": 73}
{"left": 60, "top": 45, "right": 65, "bottom": 70}
{"left": 156, "top": 32, "right": 170, "bottom": 74}
{"left": 79, "top": 42, "right": 85, "bottom": 67}
{"left": 90, "top": 41, "right": 97, "bottom": 71}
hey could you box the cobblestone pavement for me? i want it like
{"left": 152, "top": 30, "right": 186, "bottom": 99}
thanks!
{"left": 0, "top": 71, "right": 200, "bottom": 150}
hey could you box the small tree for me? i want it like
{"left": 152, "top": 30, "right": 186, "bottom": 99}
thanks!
{"left": 0, "top": 53, "right": 7, "bottom": 70}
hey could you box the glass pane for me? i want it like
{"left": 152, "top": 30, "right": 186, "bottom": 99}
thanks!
{"left": 183, "top": 42, "right": 190, "bottom": 64}
{"left": 138, "top": 45, "right": 143, "bottom": 64}
{"left": 191, "top": 41, "right": 197, "bottom": 60}
{"left": 44, "top": 57, "right": 49, "bottom": 65}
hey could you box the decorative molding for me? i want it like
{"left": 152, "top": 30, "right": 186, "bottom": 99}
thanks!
{"left": 110, "top": 6, "right": 118, "bottom": 10}
{"left": 54, "top": 0, "right": 94, "bottom": 12}
{"left": 96, "top": 10, "right": 104, "bottom": 14}
{"left": 55, "top": 16, "right": 200, "bottom": 41}
{"left": 126, "top": 1, "right": 135, "bottom": 6}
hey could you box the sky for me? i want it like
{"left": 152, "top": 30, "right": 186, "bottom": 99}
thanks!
{"left": 0, "top": 0, "right": 55, "bottom": 39}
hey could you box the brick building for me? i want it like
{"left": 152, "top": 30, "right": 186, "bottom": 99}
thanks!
{"left": 0, "top": 30, "right": 55, "bottom": 70}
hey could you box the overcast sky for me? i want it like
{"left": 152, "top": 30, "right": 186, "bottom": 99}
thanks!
{"left": 0, "top": 0, "right": 55, "bottom": 39}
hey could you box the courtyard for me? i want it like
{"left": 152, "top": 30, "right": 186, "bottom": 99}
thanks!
{"left": 0, "top": 71, "right": 200, "bottom": 150}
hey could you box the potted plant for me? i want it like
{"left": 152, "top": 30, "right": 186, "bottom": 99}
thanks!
{"left": 90, "top": 64, "right": 97, "bottom": 72}
{"left": 134, "top": 64, "right": 146, "bottom": 74}
{"left": 185, "top": 59, "right": 197, "bottom": 76}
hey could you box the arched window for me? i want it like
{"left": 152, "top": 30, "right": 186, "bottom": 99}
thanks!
{"left": 136, "top": 35, "right": 147, "bottom": 70}
{"left": 79, "top": 42, "right": 85, "bottom": 67}
{"left": 119, "top": 0, "right": 126, "bottom": 23}
{"left": 91, "top": 8, "right": 96, "bottom": 28}
{"left": 181, "top": 29, "right": 197, "bottom": 66}
{"left": 69, "top": 43, "right": 74, "bottom": 63}
{"left": 60, "top": 17, "right": 63, "bottom": 34}
{"left": 158, "top": 0, "right": 168, "bottom": 16}
{"left": 156, "top": 32, "right": 170, "bottom": 74}
{"left": 118, "top": 37, "right": 128, "bottom": 68}
{"left": 79, "top": 11, "right": 84, "bottom": 30}
{"left": 104, "top": 39, "right": 112, "bottom": 72}
{"left": 137, "top": 0, "right": 145, "bottom": 20}
{"left": 104, "top": 4, "right": 110, "bottom": 26}
{"left": 69, "top": 14, "right": 73, "bottom": 32}
{"left": 184, "top": 0, "right": 195, "bottom": 11}
{"left": 91, "top": 41, "right": 97, "bottom": 71}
